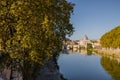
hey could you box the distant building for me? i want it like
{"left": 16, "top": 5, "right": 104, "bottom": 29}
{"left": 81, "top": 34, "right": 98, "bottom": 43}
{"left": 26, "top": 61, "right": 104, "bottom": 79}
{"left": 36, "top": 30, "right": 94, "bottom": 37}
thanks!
{"left": 63, "top": 35, "right": 101, "bottom": 50}
{"left": 92, "top": 39, "right": 101, "bottom": 49}
{"left": 78, "top": 35, "right": 91, "bottom": 48}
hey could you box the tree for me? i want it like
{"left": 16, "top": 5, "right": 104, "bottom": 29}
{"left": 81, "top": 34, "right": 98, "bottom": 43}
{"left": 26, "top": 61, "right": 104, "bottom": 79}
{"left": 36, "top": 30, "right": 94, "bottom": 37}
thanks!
{"left": 100, "top": 26, "right": 120, "bottom": 48}
{"left": 0, "top": 0, "right": 74, "bottom": 80}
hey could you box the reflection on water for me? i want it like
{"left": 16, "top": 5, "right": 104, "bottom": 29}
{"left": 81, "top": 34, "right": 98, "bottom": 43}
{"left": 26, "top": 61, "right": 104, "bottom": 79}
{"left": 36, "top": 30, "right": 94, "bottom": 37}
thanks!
{"left": 101, "top": 56, "right": 120, "bottom": 80}
{"left": 58, "top": 49, "right": 120, "bottom": 80}
{"left": 66, "top": 49, "right": 92, "bottom": 56}
{"left": 1, "top": 49, "right": 120, "bottom": 80}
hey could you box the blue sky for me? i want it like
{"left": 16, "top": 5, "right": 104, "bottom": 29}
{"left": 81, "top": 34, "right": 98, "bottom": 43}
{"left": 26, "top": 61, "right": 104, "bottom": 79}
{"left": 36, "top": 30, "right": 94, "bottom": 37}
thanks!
{"left": 68, "top": 0, "right": 120, "bottom": 40}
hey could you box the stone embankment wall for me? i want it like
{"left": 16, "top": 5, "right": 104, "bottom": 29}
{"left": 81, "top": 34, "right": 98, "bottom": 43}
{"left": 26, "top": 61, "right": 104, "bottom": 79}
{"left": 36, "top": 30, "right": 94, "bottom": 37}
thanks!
{"left": 94, "top": 48, "right": 120, "bottom": 57}
{"left": 36, "top": 58, "right": 64, "bottom": 80}
{"left": 0, "top": 58, "right": 63, "bottom": 80}
{"left": 94, "top": 48, "right": 120, "bottom": 64}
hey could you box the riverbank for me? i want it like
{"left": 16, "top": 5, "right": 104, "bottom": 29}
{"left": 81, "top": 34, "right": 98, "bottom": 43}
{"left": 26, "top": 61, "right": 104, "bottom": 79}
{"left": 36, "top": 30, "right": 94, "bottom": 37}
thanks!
{"left": 36, "top": 57, "right": 64, "bottom": 80}
{"left": 94, "top": 48, "right": 120, "bottom": 57}
{"left": 0, "top": 56, "right": 64, "bottom": 80}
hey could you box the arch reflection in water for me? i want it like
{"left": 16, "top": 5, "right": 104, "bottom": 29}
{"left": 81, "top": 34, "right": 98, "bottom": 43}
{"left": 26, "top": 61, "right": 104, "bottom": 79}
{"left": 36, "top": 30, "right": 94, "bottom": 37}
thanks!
{"left": 64, "top": 49, "right": 93, "bottom": 56}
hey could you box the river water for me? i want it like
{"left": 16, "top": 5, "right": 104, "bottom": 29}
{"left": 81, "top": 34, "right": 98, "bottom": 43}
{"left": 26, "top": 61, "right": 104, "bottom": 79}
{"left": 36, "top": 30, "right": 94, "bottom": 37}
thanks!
{"left": 57, "top": 50, "right": 120, "bottom": 80}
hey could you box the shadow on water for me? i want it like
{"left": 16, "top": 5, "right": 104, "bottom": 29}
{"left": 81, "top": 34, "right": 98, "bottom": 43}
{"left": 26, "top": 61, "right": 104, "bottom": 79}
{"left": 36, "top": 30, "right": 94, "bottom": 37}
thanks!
{"left": 53, "top": 53, "right": 68, "bottom": 80}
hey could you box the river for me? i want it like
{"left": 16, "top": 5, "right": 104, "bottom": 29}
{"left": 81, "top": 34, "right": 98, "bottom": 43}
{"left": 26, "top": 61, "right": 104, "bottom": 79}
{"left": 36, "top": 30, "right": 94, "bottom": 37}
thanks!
{"left": 57, "top": 50, "right": 120, "bottom": 80}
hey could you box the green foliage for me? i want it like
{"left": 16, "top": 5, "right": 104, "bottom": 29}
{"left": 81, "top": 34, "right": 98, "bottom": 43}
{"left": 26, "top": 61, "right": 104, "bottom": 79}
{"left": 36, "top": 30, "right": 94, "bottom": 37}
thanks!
{"left": 0, "top": 0, "right": 74, "bottom": 80}
{"left": 100, "top": 26, "right": 120, "bottom": 48}
{"left": 87, "top": 43, "right": 93, "bottom": 50}
{"left": 87, "top": 43, "right": 93, "bottom": 55}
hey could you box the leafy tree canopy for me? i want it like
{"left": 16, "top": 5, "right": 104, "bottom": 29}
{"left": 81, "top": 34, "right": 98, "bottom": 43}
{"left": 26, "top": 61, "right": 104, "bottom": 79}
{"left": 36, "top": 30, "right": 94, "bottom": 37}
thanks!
{"left": 0, "top": 0, "right": 74, "bottom": 80}
{"left": 100, "top": 26, "right": 120, "bottom": 48}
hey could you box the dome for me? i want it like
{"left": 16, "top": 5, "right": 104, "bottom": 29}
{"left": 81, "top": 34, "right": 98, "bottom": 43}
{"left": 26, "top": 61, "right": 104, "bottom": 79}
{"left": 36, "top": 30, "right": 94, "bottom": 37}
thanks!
{"left": 83, "top": 35, "right": 88, "bottom": 40}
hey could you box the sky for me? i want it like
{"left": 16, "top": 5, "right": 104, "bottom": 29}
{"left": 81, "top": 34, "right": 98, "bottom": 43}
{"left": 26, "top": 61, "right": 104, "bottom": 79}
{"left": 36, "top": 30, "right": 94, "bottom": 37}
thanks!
{"left": 67, "top": 0, "right": 120, "bottom": 40}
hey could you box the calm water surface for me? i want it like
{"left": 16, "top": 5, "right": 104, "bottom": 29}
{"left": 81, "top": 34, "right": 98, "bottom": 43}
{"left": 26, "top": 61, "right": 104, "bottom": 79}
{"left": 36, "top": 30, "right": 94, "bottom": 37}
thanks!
{"left": 57, "top": 51, "right": 114, "bottom": 80}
